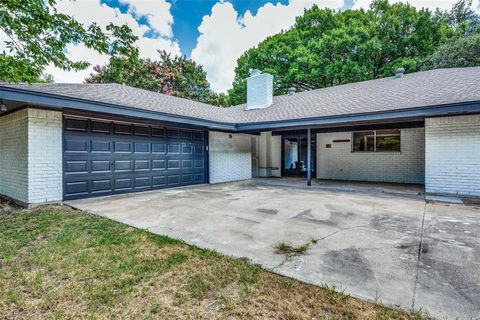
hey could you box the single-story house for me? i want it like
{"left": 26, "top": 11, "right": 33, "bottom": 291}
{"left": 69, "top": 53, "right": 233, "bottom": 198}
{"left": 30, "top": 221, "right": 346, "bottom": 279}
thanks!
{"left": 0, "top": 67, "right": 479, "bottom": 206}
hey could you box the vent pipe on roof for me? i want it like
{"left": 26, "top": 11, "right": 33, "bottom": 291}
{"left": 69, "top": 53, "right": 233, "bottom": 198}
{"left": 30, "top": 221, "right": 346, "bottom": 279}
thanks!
{"left": 246, "top": 69, "right": 273, "bottom": 110}
{"left": 394, "top": 67, "right": 405, "bottom": 78}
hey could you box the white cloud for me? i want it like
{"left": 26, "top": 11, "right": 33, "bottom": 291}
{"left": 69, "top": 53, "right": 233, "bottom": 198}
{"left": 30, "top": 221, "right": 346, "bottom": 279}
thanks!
{"left": 44, "top": 0, "right": 181, "bottom": 83}
{"left": 352, "top": 0, "right": 480, "bottom": 12}
{"left": 120, "top": 0, "right": 174, "bottom": 37}
{"left": 191, "top": 0, "right": 344, "bottom": 93}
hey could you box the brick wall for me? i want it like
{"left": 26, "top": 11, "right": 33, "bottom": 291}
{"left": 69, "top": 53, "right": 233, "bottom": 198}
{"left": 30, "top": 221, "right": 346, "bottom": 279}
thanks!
{"left": 316, "top": 128, "right": 425, "bottom": 184}
{"left": 209, "top": 131, "right": 252, "bottom": 183}
{"left": 27, "top": 109, "right": 63, "bottom": 203}
{"left": 425, "top": 114, "right": 480, "bottom": 197}
{"left": 0, "top": 109, "right": 29, "bottom": 203}
{"left": 0, "top": 108, "right": 62, "bottom": 205}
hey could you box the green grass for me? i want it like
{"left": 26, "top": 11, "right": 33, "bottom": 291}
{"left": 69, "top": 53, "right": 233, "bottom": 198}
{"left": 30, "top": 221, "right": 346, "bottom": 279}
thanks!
{"left": 0, "top": 205, "right": 424, "bottom": 319}
{"left": 275, "top": 241, "right": 310, "bottom": 255}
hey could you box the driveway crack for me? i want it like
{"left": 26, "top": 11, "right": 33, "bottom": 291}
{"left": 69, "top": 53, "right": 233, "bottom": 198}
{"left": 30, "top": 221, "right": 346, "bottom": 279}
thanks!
{"left": 313, "top": 224, "right": 367, "bottom": 242}
{"left": 273, "top": 224, "right": 367, "bottom": 270}
{"left": 411, "top": 202, "right": 427, "bottom": 310}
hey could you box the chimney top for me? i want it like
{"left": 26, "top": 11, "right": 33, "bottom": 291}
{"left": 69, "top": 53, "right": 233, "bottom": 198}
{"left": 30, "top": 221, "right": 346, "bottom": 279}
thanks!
{"left": 249, "top": 69, "right": 261, "bottom": 77}
{"left": 246, "top": 71, "right": 273, "bottom": 110}
{"left": 287, "top": 87, "right": 296, "bottom": 95}
{"left": 394, "top": 67, "right": 405, "bottom": 78}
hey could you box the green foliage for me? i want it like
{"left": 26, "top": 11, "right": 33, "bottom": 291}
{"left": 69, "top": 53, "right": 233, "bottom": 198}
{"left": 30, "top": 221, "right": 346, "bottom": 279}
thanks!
{"left": 227, "top": 0, "right": 478, "bottom": 106}
{"left": 0, "top": 0, "right": 137, "bottom": 83}
{"left": 86, "top": 50, "right": 227, "bottom": 106}
{"left": 422, "top": 33, "right": 480, "bottom": 69}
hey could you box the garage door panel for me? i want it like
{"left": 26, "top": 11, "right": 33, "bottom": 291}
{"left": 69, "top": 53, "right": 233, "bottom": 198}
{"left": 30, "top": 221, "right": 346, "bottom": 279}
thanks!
{"left": 63, "top": 117, "right": 206, "bottom": 200}
{"left": 65, "top": 118, "right": 88, "bottom": 131}
{"left": 134, "top": 160, "right": 150, "bottom": 171}
{"left": 91, "top": 160, "right": 111, "bottom": 172}
{"left": 181, "top": 144, "right": 193, "bottom": 154}
{"left": 65, "top": 161, "right": 88, "bottom": 173}
{"left": 152, "top": 159, "right": 166, "bottom": 170}
{"left": 91, "top": 121, "right": 111, "bottom": 133}
{"left": 91, "top": 179, "right": 112, "bottom": 193}
{"left": 134, "top": 177, "right": 150, "bottom": 189}
{"left": 167, "top": 159, "right": 180, "bottom": 170}
{"left": 133, "top": 125, "right": 149, "bottom": 136}
{"left": 115, "top": 178, "right": 132, "bottom": 191}
{"left": 194, "top": 173, "right": 205, "bottom": 182}
{"left": 151, "top": 127, "right": 165, "bottom": 137}
{"left": 114, "top": 123, "right": 131, "bottom": 135}
{"left": 167, "top": 129, "right": 180, "bottom": 138}
{"left": 134, "top": 142, "right": 149, "bottom": 153}
{"left": 182, "top": 159, "right": 193, "bottom": 169}
{"left": 152, "top": 175, "right": 166, "bottom": 187}
{"left": 152, "top": 143, "right": 166, "bottom": 154}
{"left": 167, "top": 144, "right": 180, "bottom": 154}
{"left": 91, "top": 140, "right": 112, "bottom": 153}
{"left": 114, "top": 141, "right": 132, "bottom": 153}
{"left": 167, "top": 175, "right": 180, "bottom": 185}
{"left": 65, "top": 181, "right": 89, "bottom": 196}
{"left": 65, "top": 139, "right": 89, "bottom": 152}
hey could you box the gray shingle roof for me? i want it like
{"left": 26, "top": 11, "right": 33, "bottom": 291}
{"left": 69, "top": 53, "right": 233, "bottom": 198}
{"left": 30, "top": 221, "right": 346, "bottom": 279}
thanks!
{"left": 2, "top": 67, "right": 479, "bottom": 124}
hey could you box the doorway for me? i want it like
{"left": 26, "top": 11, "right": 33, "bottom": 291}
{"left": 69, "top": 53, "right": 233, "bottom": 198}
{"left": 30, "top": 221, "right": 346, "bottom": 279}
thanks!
{"left": 282, "top": 134, "right": 315, "bottom": 176}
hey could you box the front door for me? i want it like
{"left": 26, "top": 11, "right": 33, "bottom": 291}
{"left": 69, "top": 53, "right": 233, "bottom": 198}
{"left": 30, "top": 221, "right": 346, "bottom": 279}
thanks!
{"left": 282, "top": 134, "right": 315, "bottom": 176}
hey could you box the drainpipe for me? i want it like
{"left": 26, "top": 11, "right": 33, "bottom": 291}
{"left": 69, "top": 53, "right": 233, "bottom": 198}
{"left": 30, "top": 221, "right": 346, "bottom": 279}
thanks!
{"left": 307, "top": 128, "right": 311, "bottom": 186}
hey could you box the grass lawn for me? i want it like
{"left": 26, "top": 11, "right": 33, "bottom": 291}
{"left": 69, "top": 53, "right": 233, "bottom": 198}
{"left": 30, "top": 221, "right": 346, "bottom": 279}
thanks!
{"left": 0, "top": 205, "right": 423, "bottom": 319}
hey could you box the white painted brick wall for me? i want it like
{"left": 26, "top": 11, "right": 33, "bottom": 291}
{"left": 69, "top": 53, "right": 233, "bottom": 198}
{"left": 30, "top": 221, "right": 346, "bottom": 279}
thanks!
{"left": 0, "top": 109, "right": 29, "bottom": 203}
{"left": 0, "top": 108, "right": 62, "bottom": 205}
{"left": 425, "top": 115, "right": 480, "bottom": 197}
{"left": 209, "top": 131, "right": 252, "bottom": 183}
{"left": 316, "top": 128, "right": 425, "bottom": 184}
{"left": 257, "top": 131, "right": 281, "bottom": 177}
{"left": 27, "top": 109, "right": 63, "bottom": 203}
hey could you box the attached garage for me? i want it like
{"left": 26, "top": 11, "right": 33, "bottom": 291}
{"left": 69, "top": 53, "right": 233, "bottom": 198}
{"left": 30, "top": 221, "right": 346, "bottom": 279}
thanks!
{"left": 63, "top": 116, "right": 207, "bottom": 200}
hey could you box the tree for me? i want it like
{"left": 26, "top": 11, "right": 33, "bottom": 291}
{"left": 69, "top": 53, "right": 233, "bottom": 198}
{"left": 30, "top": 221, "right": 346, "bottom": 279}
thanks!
{"left": 227, "top": 0, "right": 466, "bottom": 106}
{"left": 86, "top": 51, "right": 227, "bottom": 107}
{"left": 439, "top": 0, "right": 480, "bottom": 36}
{"left": 0, "top": 0, "right": 137, "bottom": 82}
{"left": 421, "top": 33, "right": 480, "bottom": 69}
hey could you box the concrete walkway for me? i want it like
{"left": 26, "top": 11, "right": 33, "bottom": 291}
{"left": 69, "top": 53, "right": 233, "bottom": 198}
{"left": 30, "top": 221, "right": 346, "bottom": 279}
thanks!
{"left": 67, "top": 179, "right": 480, "bottom": 319}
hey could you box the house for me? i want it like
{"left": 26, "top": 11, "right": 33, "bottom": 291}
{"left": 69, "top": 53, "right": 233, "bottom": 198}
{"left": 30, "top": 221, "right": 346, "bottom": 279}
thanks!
{"left": 0, "top": 67, "right": 479, "bottom": 206}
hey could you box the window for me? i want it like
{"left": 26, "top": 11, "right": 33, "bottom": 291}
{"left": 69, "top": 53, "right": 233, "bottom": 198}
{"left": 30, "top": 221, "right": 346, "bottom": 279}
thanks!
{"left": 352, "top": 129, "right": 400, "bottom": 152}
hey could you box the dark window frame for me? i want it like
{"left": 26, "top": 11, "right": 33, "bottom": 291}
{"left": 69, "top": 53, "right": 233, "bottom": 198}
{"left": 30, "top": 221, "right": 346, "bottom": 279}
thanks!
{"left": 351, "top": 129, "right": 401, "bottom": 153}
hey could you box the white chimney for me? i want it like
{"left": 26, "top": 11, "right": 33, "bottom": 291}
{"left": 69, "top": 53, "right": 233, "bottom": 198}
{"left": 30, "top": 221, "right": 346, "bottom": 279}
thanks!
{"left": 246, "top": 69, "right": 273, "bottom": 110}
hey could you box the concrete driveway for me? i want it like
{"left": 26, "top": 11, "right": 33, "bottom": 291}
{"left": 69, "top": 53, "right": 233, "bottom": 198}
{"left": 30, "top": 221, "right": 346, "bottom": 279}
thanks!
{"left": 67, "top": 179, "right": 480, "bottom": 319}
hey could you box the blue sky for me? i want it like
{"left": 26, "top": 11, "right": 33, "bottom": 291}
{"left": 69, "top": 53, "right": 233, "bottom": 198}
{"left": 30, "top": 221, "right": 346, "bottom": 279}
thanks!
{"left": 35, "top": 0, "right": 473, "bottom": 92}
{"left": 104, "top": 0, "right": 295, "bottom": 57}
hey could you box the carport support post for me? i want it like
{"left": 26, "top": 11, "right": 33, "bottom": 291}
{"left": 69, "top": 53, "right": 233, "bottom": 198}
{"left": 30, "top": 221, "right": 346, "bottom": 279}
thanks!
{"left": 307, "top": 128, "right": 312, "bottom": 186}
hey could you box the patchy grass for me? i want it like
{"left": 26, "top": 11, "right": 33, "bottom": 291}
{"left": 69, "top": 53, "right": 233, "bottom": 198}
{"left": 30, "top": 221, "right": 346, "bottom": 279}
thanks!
{"left": 0, "top": 206, "right": 423, "bottom": 319}
{"left": 275, "top": 241, "right": 310, "bottom": 256}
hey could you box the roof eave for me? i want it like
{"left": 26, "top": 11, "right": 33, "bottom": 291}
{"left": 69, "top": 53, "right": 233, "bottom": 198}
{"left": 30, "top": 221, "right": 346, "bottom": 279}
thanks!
{"left": 2, "top": 85, "right": 479, "bottom": 133}
{"left": 236, "top": 101, "right": 480, "bottom": 132}
{"left": 0, "top": 86, "right": 237, "bottom": 131}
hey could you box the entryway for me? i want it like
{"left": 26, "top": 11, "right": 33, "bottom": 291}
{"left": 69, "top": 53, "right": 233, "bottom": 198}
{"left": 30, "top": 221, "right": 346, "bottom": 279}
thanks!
{"left": 282, "top": 134, "right": 315, "bottom": 176}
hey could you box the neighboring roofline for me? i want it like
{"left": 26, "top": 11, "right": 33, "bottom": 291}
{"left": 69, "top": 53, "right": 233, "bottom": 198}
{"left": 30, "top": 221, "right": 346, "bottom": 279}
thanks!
{"left": 1, "top": 85, "right": 480, "bottom": 132}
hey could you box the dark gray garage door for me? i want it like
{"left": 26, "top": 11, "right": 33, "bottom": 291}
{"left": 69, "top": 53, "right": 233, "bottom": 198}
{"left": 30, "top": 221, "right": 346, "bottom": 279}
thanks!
{"left": 63, "top": 117, "right": 207, "bottom": 200}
